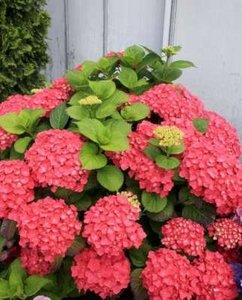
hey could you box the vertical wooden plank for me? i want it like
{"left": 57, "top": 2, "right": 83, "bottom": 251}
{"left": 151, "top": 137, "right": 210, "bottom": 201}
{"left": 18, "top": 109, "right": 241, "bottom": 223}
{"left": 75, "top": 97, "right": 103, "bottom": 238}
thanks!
{"left": 106, "top": 0, "right": 166, "bottom": 53}
{"left": 172, "top": 0, "right": 242, "bottom": 138}
{"left": 45, "top": 0, "right": 66, "bottom": 81}
{"left": 66, "top": 0, "right": 104, "bottom": 69}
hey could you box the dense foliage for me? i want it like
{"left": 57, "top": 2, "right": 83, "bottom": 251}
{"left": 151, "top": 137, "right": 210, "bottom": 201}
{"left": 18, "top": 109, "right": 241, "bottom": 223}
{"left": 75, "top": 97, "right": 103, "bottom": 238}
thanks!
{"left": 0, "top": 0, "right": 50, "bottom": 101}
{"left": 0, "top": 45, "right": 241, "bottom": 300}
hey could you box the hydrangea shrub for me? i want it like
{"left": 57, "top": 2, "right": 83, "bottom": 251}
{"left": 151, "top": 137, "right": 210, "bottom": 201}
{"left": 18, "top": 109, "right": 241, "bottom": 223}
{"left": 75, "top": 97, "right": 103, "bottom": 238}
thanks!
{"left": 0, "top": 45, "right": 241, "bottom": 299}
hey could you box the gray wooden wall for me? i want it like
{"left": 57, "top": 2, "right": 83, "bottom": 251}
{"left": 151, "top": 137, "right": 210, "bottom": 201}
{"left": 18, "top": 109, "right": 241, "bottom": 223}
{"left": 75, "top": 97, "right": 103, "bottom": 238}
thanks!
{"left": 46, "top": 0, "right": 242, "bottom": 139}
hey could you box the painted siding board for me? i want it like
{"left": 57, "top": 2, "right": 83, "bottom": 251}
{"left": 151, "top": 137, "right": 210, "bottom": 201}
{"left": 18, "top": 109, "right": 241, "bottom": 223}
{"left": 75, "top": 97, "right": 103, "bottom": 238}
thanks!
{"left": 106, "top": 0, "right": 166, "bottom": 52}
{"left": 173, "top": 0, "right": 242, "bottom": 138}
{"left": 45, "top": 0, "right": 66, "bottom": 81}
{"left": 66, "top": 0, "right": 104, "bottom": 69}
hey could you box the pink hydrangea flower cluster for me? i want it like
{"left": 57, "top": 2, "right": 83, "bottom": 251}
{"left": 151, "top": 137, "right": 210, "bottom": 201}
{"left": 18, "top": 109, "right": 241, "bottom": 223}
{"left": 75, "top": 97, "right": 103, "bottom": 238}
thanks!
{"left": 141, "top": 248, "right": 199, "bottom": 300}
{"left": 51, "top": 77, "right": 73, "bottom": 101}
{"left": 18, "top": 197, "right": 81, "bottom": 274}
{"left": 161, "top": 217, "right": 206, "bottom": 256}
{"left": 25, "top": 129, "right": 89, "bottom": 192}
{"left": 0, "top": 160, "right": 34, "bottom": 219}
{"left": 130, "top": 83, "right": 205, "bottom": 121}
{"left": 83, "top": 194, "right": 146, "bottom": 256}
{"left": 20, "top": 247, "right": 52, "bottom": 275}
{"left": 0, "top": 78, "right": 72, "bottom": 151}
{"left": 179, "top": 140, "right": 242, "bottom": 214}
{"left": 164, "top": 111, "right": 241, "bottom": 158}
{"left": 71, "top": 248, "right": 130, "bottom": 299}
{"left": 108, "top": 121, "right": 174, "bottom": 197}
{"left": 193, "top": 250, "right": 238, "bottom": 300}
{"left": 208, "top": 218, "right": 242, "bottom": 250}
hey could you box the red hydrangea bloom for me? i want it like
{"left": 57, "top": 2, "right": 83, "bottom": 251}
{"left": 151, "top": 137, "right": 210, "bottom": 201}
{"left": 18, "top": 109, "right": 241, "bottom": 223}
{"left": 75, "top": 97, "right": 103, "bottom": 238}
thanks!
{"left": 161, "top": 217, "right": 206, "bottom": 256}
{"left": 0, "top": 160, "right": 34, "bottom": 219}
{"left": 164, "top": 110, "right": 241, "bottom": 158}
{"left": 107, "top": 121, "right": 174, "bottom": 197}
{"left": 18, "top": 197, "right": 81, "bottom": 263}
{"left": 179, "top": 140, "right": 242, "bottom": 214}
{"left": 71, "top": 248, "right": 130, "bottom": 299}
{"left": 208, "top": 219, "right": 242, "bottom": 250}
{"left": 30, "top": 88, "right": 66, "bottom": 116}
{"left": 129, "top": 84, "right": 205, "bottom": 121}
{"left": 51, "top": 77, "right": 73, "bottom": 100}
{"left": 193, "top": 250, "right": 238, "bottom": 300}
{"left": 0, "top": 128, "right": 17, "bottom": 151}
{"left": 20, "top": 247, "right": 52, "bottom": 275}
{"left": 141, "top": 248, "right": 199, "bottom": 300}
{"left": 82, "top": 195, "right": 146, "bottom": 256}
{"left": 203, "top": 111, "right": 241, "bottom": 158}
{"left": 25, "top": 129, "right": 89, "bottom": 192}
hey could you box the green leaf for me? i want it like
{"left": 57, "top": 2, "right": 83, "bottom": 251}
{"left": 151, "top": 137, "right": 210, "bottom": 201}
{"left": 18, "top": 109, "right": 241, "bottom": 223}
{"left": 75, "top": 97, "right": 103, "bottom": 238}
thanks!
{"left": 65, "top": 70, "right": 88, "bottom": 89}
{"left": 146, "top": 201, "right": 174, "bottom": 222}
{"left": 14, "top": 137, "right": 32, "bottom": 153}
{"left": 121, "top": 103, "right": 150, "bottom": 121}
{"left": 0, "top": 237, "right": 6, "bottom": 252}
{"left": 69, "top": 90, "right": 91, "bottom": 105}
{"left": 123, "top": 45, "right": 145, "bottom": 65}
{"left": 168, "top": 142, "right": 185, "bottom": 154}
{"left": 66, "top": 105, "right": 89, "bottom": 120}
{"left": 182, "top": 199, "right": 216, "bottom": 226}
{"left": 141, "top": 192, "right": 167, "bottom": 213}
{"left": 89, "top": 80, "right": 116, "bottom": 99}
{"left": 193, "top": 118, "right": 209, "bottom": 134}
{"left": 97, "top": 56, "right": 118, "bottom": 71}
{"left": 50, "top": 102, "right": 69, "bottom": 129}
{"left": 95, "top": 101, "right": 117, "bottom": 119}
{"left": 148, "top": 138, "right": 160, "bottom": 146}
{"left": 178, "top": 186, "right": 190, "bottom": 203}
{"left": 137, "top": 52, "right": 162, "bottom": 72}
{"left": 119, "top": 67, "right": 138, "bottom": 88}
{"left": 128, "top": 241, "right": 152, "bottom": 268}
{"left": 100, "top": 120, "right": 131, "bottom": 151}
{"left": 0, "top": 112, "right": 25, "bottom": 134}
{"left": 144, "top": 145, "right": 161, "bottom": 160}
{"left": 75, "top": 118, "right": 107, "bottom": 144}
{"left": 8, "top": 259, "right": 26, "bottom": 296}
{"left": 108, "top": 90, "right": 129, "bottom": 105}
{"left": 169, "top": 60, "right": 195, "bottom": 69}
{"left": 131, "top": 269, "right": 148, "bottom": 300}
{"left": 70, "top": 193, "right": 92, "bottom": 211}
{"left": 80, "top": 142, "right": 107, "bottom": 170}
{"left": 97, "top": 165, "right": 124, "bottom": 191}
{"left": 24, "top": 275, "right": 50, "bottom": 297}
{"left": 155, "top": 155, "right": 180, "bottom": 170}
{"left": 67, "top": 236, "right": 86, "bottom": 256}
{"left": 0, "top": 280, "right": 11, "bottom": 299}
{"left": 81, "top": 60, "right": 96, "bottom": 77}
{"left": 163, "top": 67, "right": 183, "bottom": 81}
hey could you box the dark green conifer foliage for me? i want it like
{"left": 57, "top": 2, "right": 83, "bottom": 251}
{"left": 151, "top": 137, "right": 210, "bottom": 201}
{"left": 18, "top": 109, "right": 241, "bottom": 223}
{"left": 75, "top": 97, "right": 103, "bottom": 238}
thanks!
{"left": 0, "top": 0, "right": 50, "bottom": 101}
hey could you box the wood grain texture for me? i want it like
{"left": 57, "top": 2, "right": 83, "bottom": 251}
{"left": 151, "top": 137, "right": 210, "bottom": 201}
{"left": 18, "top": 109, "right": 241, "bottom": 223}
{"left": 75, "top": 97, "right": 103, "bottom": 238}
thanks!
{"left": 65, "top": 0, "right": 104, "bottom": 69}
{"left": 106, "top": 0, "right": 166, "bottom": 52}
{"left": 172, "top": 0, "right": 242, "bottom": 139}
{"left": 45, "top": 0, "right": 66, "bottom": 81}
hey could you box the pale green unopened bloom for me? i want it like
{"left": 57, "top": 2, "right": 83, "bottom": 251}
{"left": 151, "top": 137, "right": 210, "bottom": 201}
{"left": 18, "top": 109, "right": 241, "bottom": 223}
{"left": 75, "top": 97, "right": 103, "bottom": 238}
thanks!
{"left": 79, "top": 95, "right": 102, "bottom": 106}
{"left": 153, "top": 125, "right": 184, "bottom": 147}
{"left": 118, "top": 191, "right": 140, "bottom": 210}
